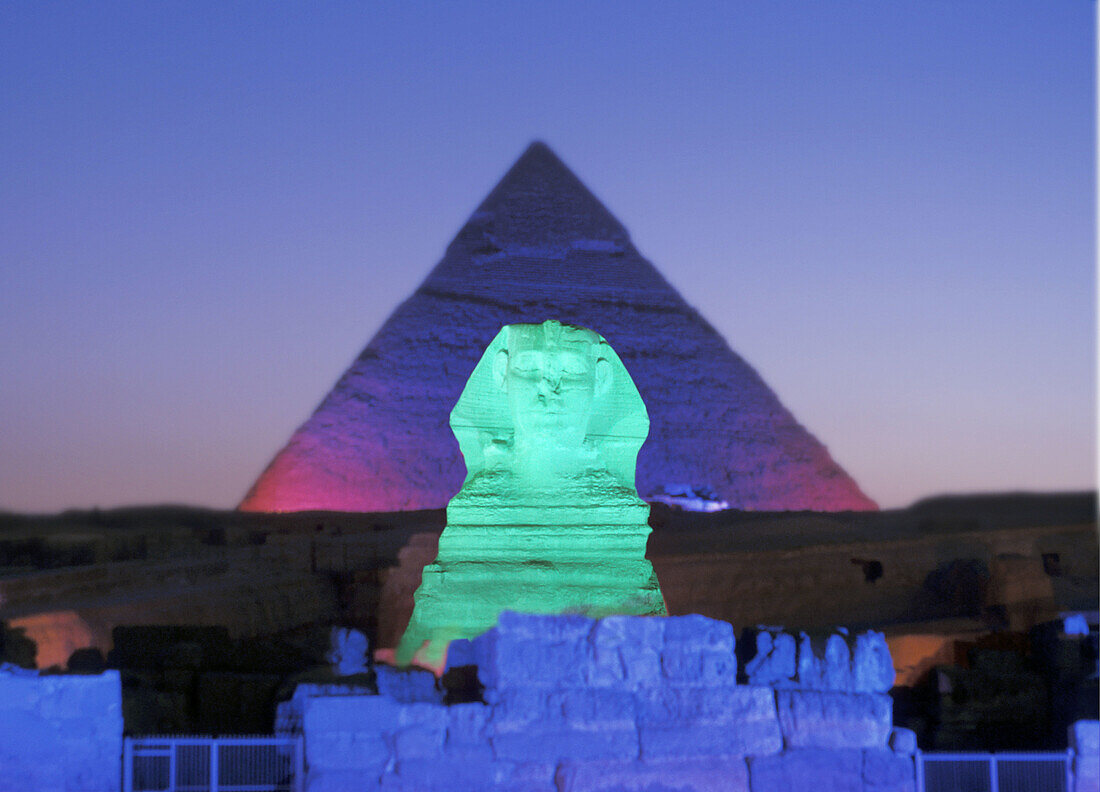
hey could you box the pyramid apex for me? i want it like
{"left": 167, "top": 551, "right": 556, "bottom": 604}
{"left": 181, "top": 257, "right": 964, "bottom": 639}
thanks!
{"left": 523, "top": 139, "right": 554, "bottom": 154}
{"left": 450, "top": 141, "right": 631, "bottom": 256}
{"left": 513, "top": 140, "right": 562, "bottom": 166}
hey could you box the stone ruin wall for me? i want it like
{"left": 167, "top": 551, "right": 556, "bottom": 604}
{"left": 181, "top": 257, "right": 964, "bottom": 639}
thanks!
{"left": 0, "top": 614, "right": 1095, "bottom": 792}
{"left": 284, "top": 612, "right": 1100, "bottom": 792}
{"left": 283, "top": 613, "right": 913, "bottom": 792}
{"left": 0, "top": 667, "right": 123, "bottom": 792}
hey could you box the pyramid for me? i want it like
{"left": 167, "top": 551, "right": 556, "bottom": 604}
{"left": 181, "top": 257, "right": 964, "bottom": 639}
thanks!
{"left": 241, "top": 142, "right": 876, "bottom": 513}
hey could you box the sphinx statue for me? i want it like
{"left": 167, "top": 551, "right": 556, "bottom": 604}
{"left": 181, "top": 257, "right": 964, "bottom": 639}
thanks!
{"left": 395, "top": 320, "right": 666, "bottom": 669}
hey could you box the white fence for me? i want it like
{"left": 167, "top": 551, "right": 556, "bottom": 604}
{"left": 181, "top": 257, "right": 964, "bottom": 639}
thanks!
{"left": 123, "top": 736, "right": 303, "bottom": 792}
{"left": 121, "top": 738, "right": 1074, "bottom": 792}
{"left": 917, "top": 751, "right": 1074, "bottom": 792}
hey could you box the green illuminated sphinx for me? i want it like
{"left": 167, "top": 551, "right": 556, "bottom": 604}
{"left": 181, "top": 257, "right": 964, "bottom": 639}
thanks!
{"left": 395, "top": 320, "right": 667, "bottom": 669}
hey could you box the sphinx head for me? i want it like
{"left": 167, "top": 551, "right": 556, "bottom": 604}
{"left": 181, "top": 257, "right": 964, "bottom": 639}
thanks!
{"left": 492, "top": 320, "right": 612, "bottom": 451}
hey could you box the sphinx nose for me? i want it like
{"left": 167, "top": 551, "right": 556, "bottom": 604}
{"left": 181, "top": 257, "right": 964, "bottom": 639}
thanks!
{"left": 540, "top": 371, "right": 562, "bottom": 393}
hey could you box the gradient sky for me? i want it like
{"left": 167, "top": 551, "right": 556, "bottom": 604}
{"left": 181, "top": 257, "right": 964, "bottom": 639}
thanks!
{"left": 1, "top": 2, "right": 1094, "bottom": 513}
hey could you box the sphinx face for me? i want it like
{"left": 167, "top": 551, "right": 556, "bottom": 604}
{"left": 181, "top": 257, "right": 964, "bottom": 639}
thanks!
{"left": 503, "top": 324, "right": 599, "bottom": 450}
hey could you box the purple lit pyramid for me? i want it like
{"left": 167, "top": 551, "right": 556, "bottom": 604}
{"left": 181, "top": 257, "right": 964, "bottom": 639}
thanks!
{"left": 241, "top": 143, "right": 876, "bottom": 513}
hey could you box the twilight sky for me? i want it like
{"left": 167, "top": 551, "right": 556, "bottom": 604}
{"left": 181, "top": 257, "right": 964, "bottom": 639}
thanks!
{"left": 0, "top": 2, "right": 1094, "bottom": 513}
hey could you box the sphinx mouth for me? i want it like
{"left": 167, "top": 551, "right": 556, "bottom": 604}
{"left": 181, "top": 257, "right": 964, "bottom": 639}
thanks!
{"left": 535, "top": 397, "right": 565, "bottom": 412}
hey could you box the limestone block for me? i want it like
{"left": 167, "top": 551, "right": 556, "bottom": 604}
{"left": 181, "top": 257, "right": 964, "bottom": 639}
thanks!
{"left": 0, "top": 669, "right": 122, "bottom": 792}
{"left": 638, "top": 723, "right": 770, "bottom": 760}
{"left": 444, "top": 701, "right": 490, "bottom": 747}
{"left": 888, "top": 727, "right": 918, "bottom": 756}
{"left": 854, "top": 631, "right": 896, "bottom": 692}
{"left": 302, "top": 694, "right": 401, "bottom": 736}
{"left": 823, "top": 634, "right": 853, "bottom": 691}
{"left": 497, "top": 637, "right": 590, "bottom": 689}
{"left": 589, "top": 617, "right": 664, "bottom": 689}
{"left": 491, "top": 687, "right": 566, "bottom": 732}
{"left": 748, "top": 748, "right": 863, "bottom": 792}
{"left": 504, "top": 760, "right": 561, "bottom": 791}
{"left": 556, "top": 757, "right": 751, "bottom": 792}
{"left": 305, "top": 730, "right": 389, "bottom": 772}
{"left": 326, "top": 627, "right": 369, "bottom": 676}
{"left": 660, "top": 621, "right": 737, "bottom": 687}
{"left": 375, "top": 665, "right": 442, "bottom": 703}
{"left": 795, "top": 630, "right": 879, "bottom": 692}
{"left": 863, "top": 748, "right": 916, "bottom": 792}
{"left": 745, "top": 630, "right": 797, "bottom": 687}
{"left": 559, "top": 688, "right": 637, "bottom": 730}
{"left": 0, "top": 708, "right": 55, "bottom": 761}
{"left": 461, "top": 630, "right": 500, "bottom": 691}
{"left": 637, "top": 686, "right": 781, "bottom": 758}
{"left": 797, "top": 633, "right": 824, "bottom": 689}
{"left": 490, "top": 727, "right": 639, "bottom": 763}
{"left": 663, "top": 614, "right": 735, "bottom": 653}
{"left": 469, "top": 615, "right": 595, "bottom": 692}
{"left": 1071, "top": 720, "right": 1100, "bottom": 792}
{"left": 307, "top": 769, "right": 379, "bottom": 792}
{"left": 0, "top": 764, "right": 63, "bottom": 792}
{"left": 442, "top": 636, "right": 480, "bottom": 671}
{"left": 638, "top": 685, "right": 739, "bottom": 723}
{"left": 393, "top": 725, "right": 444, "bottom": 760}
{"left": 276, "top": 683, "right": 355, "bottom": 735}
{"left": 37, "top": 671, "right": 123, "bottom": 723}
{"left": 498, "top": 611, "right": 596, "bottom": 643}
{"left": 776, "top": 690, "right": 892, "bottom": 749}
{"left": 302, "top": 697, "right": 397, "bottom": 774}
{"left": 0, "top": 669, "right": 40, "bottom": 710}
{"left": 397, "top": 700, "right": 449, "bottom": 728}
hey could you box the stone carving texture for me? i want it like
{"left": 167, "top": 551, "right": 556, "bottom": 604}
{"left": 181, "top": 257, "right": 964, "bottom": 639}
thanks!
{"left": 747, "top": 626, "right": 895, "bottom": 692}
{"left": 325, "top": 626, "right": 369, "bottom": 676}
{"left": 240, "top": 142, "right": 876, "bottom": 514}
{"left": 395, "top": 322, "right": 666, "bottom": 667}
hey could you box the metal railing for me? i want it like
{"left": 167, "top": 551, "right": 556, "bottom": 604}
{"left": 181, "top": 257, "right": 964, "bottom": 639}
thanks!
{"left": 917, "top": 751, "right": 1074, "bottom": 792}
{"left": 123, "top": 736, "right": 303, "bottom": 792}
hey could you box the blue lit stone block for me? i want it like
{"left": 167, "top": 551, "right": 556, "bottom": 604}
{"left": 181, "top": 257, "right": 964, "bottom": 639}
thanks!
{"left": 749, "top": 748, "right": 863, "bottom": 792}
{"left": 556, "top": 757, "right": 751, "bottom": 792}
{"left": 302, "top": 694, "right": 401, "bottom": 735}
{"left": 559, "top": 688, "right": 637, "bottom": 729}
{"left": 309, "top": 768, "right": 382, "bottom": 792}
{"left": 491, "top": 727, "right": 639, "bottom": 763}
{"left": 444, "top": 701, "right": 490, "bottom": 745}
{"left": 392, "top": 724, "right": 444, "bottom": 760}
{"left": 862, "top": 748, "right": 916, "bottom": 792}
{"left": 775, "top": 690, "right": 892, "bottom": 749}
{"left": 388, "top": 758, "right": 554, "bottom": 792}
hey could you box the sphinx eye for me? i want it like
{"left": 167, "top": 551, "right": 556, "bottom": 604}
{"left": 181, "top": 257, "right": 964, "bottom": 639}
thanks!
{"left": 510, "top": 352, "right": 540, "bottom": 374}
{"left": 559, "top": 354, "right": 590, "bottom": 377}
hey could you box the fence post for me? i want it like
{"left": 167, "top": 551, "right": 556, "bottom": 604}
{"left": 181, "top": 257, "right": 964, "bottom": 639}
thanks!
{"left": 990, "top": 754, "right": 998, "bottom": 792}
{"left": 168, "top": 741, "right": 176, "bottom": 792}
{"left": 295, "top": 736, "right": 305, "bottom": 792}
{"left": 122, "top": 738, "right": 133, "bottom": 792}
{"left": 914, "top": 750, "right": 924, "bottom": 792}
{"left": 210, "top": 738, "right": 219, "bottom": 792}
{"left": 1067, "top": 748, "right": 1075, "bottom": 792}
